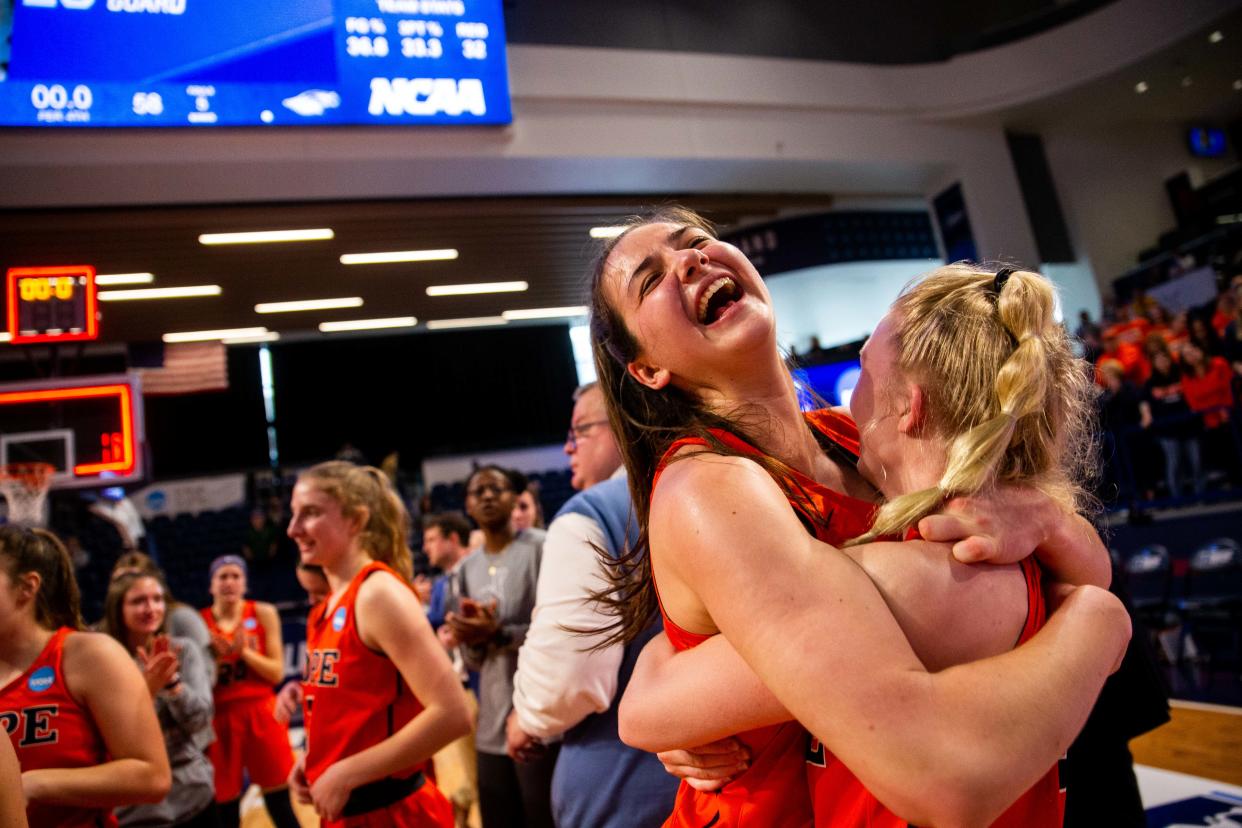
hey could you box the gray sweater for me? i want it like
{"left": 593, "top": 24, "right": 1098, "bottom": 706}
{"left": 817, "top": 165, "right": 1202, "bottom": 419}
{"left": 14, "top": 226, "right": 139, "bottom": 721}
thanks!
{"left": 115, "top": 635, "right": 216, "bottom": 827}
{"left": 455, "top": 528, "right": 545, "bottom": 754}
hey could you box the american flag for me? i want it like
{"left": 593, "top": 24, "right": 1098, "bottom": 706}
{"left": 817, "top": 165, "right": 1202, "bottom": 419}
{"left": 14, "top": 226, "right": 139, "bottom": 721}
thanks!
{"left": 138, "top": 342, "right": 228, "bottom": 396}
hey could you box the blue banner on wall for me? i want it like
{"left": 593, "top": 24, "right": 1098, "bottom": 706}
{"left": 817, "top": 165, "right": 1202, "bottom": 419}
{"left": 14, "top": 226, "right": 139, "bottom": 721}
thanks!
{"left": 0, "top": 0, "right": 511, "bottom": 126}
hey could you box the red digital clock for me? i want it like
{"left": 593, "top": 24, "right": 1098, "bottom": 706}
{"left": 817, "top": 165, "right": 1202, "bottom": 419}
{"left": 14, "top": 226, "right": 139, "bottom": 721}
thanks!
{"left": 5, "top": 265, "right": 99, "bottom": 344}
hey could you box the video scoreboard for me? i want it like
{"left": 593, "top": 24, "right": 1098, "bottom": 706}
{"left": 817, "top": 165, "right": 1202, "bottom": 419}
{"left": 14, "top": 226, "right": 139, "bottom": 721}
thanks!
{"left": 0, "top": 0, "right": 511, "bottom": 127}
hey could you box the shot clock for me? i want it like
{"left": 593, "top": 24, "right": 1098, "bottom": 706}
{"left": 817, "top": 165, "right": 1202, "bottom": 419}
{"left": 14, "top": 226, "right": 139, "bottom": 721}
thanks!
{"left": 5, "top": 265, "right": 100, "bottom": 344}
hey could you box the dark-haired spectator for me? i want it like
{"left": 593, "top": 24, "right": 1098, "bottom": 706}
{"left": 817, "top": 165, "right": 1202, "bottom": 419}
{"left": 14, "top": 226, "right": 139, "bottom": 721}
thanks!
{"left": 511, "top": 482, "right": 545, "bottom": 534}
{"left": 111, "top": 551, "right": 212, "bottom": 669}
{"left": 1098, "top": 360, "right": 1145, "bottom": 505}
{"left": 1181, "top": 342, "right": 1240, "bottom": 486}
{"left": 1141, "top": 351, "right": 1203, "bottom": 499}
{"left": 1165, "top": 311, "right": 1191, "bottom": 358}
{"left": 1074, "top": 309, "right": 1100, "bottom": 343}
{"left": 1188, "top": 314, "right": 1223, "bottom": 357}
{"left": 1222, "top": 280, "right": 1242, "bottom": 374}
{"left": 423, "top": 512, "right": 474, "bottom": 632}
{"left": 449, "top": 466, "right": 551, "bottom": 828}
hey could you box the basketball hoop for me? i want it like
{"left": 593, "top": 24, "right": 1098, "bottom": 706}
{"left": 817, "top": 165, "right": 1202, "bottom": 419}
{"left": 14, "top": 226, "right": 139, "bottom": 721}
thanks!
{"left": 0, "top": 463, "right": 55, "bottom": 528}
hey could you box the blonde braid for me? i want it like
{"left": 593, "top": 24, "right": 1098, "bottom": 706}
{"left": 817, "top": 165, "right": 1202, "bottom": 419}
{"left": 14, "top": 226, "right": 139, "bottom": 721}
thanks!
{"left": 849, "top": 267, "right": 1063, "bottom": 544}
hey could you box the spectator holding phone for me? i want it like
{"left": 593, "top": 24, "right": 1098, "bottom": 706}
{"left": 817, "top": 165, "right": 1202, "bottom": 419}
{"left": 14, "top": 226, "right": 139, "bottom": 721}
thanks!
{"left": 448, "top": 466, "right": 550, "bottom": 828}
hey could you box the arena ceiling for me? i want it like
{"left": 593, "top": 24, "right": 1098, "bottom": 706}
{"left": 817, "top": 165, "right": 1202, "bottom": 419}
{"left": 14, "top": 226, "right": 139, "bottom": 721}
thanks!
{"left": 0, "top": 195, "right": 833, "bottom": 346}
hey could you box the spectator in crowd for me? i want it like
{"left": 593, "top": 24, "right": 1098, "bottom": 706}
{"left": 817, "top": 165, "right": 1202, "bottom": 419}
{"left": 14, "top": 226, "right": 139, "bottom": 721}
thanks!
{"left": 89, "top": 486, "right": 147, "bottom": 552}
{"left": 1180, "top": 342, "right": 1240, "bottom": 486}
{"left": 1074, "top": 309, "right": 1100, "bottom": 342}
{"left": 1211, "top": 288, "right": 1236, "bottom": 337}
{"left": 510, "top": 483, "right": 545, "bottom": 534}
{"left": 1165, "top": 311, "right": 1191, "bottom": 357}
{"left": 241, "top": 507, "right": 281, "bottom": 598}
{"left": 1141, "top": 350, "right": 1203, "bottom": 499}
{"left": 1099, "top": 360, "right": 1146, "bottom": 504}
{"left": 103, "top": 570, "right": 218, "bottom": 827}
{"left": 1144, "top": 302, "right": 1171, "bottom": 336}
{"left": 1097, "top": 329, "right": 1150, "bottom": 387}
{"left": 508, "top": 382, "right": 679, "bottom": 828}
{"left": 111, "top": 551, "right": 212, "bottom": 657}
{"left": 1222, "top": 279, "right": 1242, "bottom": 372}
{"left": 1188, "top": 314, "right": 1223, "bottom": 357}
{"left": 449, "top": 467, "right": 551, "bottom": 828}
{"left": 422, "top": 513, "right": 481, "bottom": 828}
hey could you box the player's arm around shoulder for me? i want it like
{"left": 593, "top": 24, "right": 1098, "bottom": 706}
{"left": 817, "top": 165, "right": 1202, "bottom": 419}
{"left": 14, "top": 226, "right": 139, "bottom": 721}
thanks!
{"left": 42, "top": 632, "right": 171, "bottom": 806}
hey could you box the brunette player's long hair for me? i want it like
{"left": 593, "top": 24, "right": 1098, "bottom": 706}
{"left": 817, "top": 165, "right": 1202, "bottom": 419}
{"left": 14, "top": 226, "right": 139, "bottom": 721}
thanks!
{"left": 0, "top": 525, "right": 84, "bottom": 631}
{"left": 299, "top": 461, "right": 414, "bottom": 581}
{"left": 586, "top": 207, "right": 826, "bottom": 648}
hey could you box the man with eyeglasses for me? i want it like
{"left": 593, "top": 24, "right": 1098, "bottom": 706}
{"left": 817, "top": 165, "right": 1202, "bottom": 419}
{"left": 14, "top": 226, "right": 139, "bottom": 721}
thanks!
{"left": 507, "top": 383, "right": 678, "bottom": 828}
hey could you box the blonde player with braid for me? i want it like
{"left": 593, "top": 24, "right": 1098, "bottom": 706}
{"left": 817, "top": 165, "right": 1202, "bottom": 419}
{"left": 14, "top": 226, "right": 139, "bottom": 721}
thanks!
{"left": 587, "top": 205, "right": 1127, "bottom": 827}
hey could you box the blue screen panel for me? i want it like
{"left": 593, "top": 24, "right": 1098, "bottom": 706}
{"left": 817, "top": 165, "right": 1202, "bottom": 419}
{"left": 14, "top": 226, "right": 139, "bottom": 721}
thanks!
{"left": 0, "top": 0, "right": 511, "bottom": 127}
{"left": 796, "top": 359, "right": 862, "bottom": 409}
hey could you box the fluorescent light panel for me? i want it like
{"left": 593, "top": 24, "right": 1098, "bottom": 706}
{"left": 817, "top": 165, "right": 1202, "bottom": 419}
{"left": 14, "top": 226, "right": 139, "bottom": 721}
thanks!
{"left": 223, "top": 332, "right": 282, "bottom": 344}
{"left": 255, "top": 297, "right": 363, "bottom": 314}
{"left": 426, "top": 281, "right": 528, "bottom": 296}
{"left": 319, "top": 317, "right": 417, "bottom": 332}
{"left": 99, "top": 285, "right": 221, "bottom": 301}
{"left": 425, "top": 316, "right": 508, "bottom": 330}
{"left": 95, "top": 272, "right": 155, "bottom": 285}
{"left": 164, "top": 327, "right": 268, "bottom": 343}
{"left": 199, "top": 228, "right": 334, "bottom": 245}
{"left": 339, "top": 248, "right": 458, "bottom": 265}
{"left": 502, "top": 306, "right": 589, "bottom": 320}
{"left": 589, "top": 226, "right": 626, "bottom": 239}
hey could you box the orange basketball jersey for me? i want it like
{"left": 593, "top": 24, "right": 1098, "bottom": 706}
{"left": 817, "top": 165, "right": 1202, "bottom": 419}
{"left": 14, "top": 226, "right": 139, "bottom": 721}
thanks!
{"left": 650, "top": 409, "right": 875, "bottom": 828}
{"left": 807, "top": 550, "right": 1064, "bottom": 827}
{"left": 201, "top": 600, "right": 275, "bottom": 705}
{"left": 0, "top": 628, "right": 117, "bottom": 828}
{"left": 302, "top": 561, "right": 433, "bottom": 786}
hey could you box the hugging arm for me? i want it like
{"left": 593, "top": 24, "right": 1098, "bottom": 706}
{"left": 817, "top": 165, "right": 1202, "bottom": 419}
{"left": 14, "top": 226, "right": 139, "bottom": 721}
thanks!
{"left": 648, "top": 456, "right": 1128, "bottom": 827}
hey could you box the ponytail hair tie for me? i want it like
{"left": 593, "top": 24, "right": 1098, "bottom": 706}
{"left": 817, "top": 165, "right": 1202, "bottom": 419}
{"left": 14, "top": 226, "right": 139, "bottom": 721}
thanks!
{"left": 993, "top": 267, "right": 1015, "bottom": 294}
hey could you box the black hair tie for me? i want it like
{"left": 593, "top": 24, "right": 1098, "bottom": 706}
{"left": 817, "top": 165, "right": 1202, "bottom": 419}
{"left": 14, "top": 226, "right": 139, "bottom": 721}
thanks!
{"left": 993, "top": 267, "right": 1015, "bottom": 294}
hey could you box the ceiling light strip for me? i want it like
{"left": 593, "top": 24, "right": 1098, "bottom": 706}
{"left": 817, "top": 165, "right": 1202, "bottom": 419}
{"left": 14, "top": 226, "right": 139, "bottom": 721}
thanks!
{"left": 223, "top": 332, "right": 282, "bottom": 344}
{"left": 339, "top": 249, "right": 458, "bottom": 265}
{"left": 94, "top": 272, "right": 155, "bottom": 286}
{"left": 199, "top": 229, "right": 334, "bottom": 245}
{"left": 319, "top": 317, "right": 418, "bottom": 332}
{"left": 163, "top": 326, "right": 268, "bottom": 343}
{"left": 501, "top": 306, "right": 589, "bottom": 320}
{"left": 99, "top": 285, "right": 222, "bottom": 301}
{"left": 426, "top": 281, "right": 528, "bottom": 296}
{"left": 589, "top": 226, "right": 626, "bottom": 239}
{"left": 255, "top": 297, "right": 363, "bottom": 314}
{"left": 425, "top": 316, "right": 508, "bottom": 330}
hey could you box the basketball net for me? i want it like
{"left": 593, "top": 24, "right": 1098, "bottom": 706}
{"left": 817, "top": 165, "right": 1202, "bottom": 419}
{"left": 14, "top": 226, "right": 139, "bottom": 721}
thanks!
{"left": 0, "top": 463, "right": 55, "bottom": 528}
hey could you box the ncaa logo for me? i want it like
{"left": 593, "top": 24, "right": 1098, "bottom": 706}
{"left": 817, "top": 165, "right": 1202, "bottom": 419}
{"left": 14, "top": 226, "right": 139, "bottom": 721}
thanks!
{"left": 243, "top": 617, "right": 257, "bottom": 630}
{"left": 22, "top": 0, "right": 96, "bottom": 7}
{"left": 332, "top": 607, "right": 347, "bottom": 632}
{"left": 27, "top": 667, "right": 55, "bottom": 693}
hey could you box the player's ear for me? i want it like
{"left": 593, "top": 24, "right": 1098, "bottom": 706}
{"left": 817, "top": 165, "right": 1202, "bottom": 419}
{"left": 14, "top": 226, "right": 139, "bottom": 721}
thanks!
{"left": 627, "top": 359, "right": 671, "bottom": 391}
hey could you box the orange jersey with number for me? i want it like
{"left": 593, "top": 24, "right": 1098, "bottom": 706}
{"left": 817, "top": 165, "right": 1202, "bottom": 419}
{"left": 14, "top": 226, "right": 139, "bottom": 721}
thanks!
{"left": 650, "top": 409, "right": 875, "bottom": 828}
{"left": 201, "top": 600, "right": 275, "bottom": 705}
{"left": 1, "top": 628, "right": 118, "bottom": 828}
{"left": 302, "top": 561, "right": 432, "bottom": 786}
{"left": 807, "top": 543, "right": 1064, "bottom": 827}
